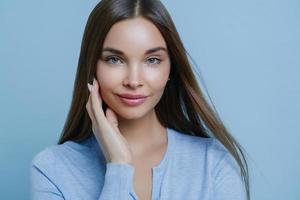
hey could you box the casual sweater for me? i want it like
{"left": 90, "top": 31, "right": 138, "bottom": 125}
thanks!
{"left": 30, "top": 127, "right": 247, "bottom": 200}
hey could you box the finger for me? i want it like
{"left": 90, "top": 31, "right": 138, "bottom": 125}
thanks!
{"left": 92, "top": 78, "right": 102, "bottom": 105}
{"left": 86, "top": 88, "right": 97, "bottom": 124}
{"left": 90, "top": 79, "right": 104, "bottom": 122}
{"left": 93, "top": 77, "right": 103, "bottom": 104}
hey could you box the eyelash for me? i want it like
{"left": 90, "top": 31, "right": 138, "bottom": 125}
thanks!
{"left": 104, "top": 56, "right": 162, "bottom": 65}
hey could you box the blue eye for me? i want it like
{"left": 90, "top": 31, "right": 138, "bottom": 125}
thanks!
{"left": 104, "top": 56, "right": 161, "bottom": 65}
{"left": 105, "top": 56, "right": 123, "bottom": 64}
{"left": 147, "top": 57, "right": 161, "bottom": 65}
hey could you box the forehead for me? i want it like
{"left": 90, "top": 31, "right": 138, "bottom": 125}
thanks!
{"left": 102, "top": 17, "right": 167, "bottom": 54}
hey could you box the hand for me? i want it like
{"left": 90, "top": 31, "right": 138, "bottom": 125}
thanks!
{"left": 86, "top": 77, "right": 133, "bottom": 165}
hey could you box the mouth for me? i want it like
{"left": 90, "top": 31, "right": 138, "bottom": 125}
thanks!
{"left": 116, "top": 95, "right": 147, "bottom": 106}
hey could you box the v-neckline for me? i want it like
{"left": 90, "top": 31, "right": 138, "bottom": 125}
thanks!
{"left": 90, "top": 127, "right": 174, "bottom": 168}
{"left": 150, "top": 127, "right": 173, "bottom": 172}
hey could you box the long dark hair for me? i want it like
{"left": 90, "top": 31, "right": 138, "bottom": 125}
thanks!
{"left": 58, "top": 0, "right": 250, "bottom": 199}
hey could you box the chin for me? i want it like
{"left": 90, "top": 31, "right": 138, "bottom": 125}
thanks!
{"left": 114, "top": 107, "right": 152, "bottom": 120}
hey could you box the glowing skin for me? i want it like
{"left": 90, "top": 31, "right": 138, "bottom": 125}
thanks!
{"left": 96, "top": 17, "right": 170, "bottom": 149}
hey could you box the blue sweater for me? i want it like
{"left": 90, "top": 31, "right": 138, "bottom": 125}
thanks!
{"left": 30, "top": 127, "right": 246, "bottom": 200}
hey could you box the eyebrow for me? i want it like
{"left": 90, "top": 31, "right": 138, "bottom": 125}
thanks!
{"left": 101, "top": 46, "right": 168, "bottom": 55}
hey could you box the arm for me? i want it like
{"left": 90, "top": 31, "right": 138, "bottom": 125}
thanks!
{"left": 98, "top": 162, "right": 139, "bottom": 200}
{"left": 30, "top": 152, "right": 138, "bottom": 200}
{"left": 212, "top": 152, "right": 247, "bottom": 200}
{"left": 30, "top": 163, "right": 64, "bottom": 200}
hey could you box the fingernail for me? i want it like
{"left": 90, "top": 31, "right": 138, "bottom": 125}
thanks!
{"left": 87, "top": 83, "right": 92, "bottom": 92}
{"left": 93, "top": 77, "right": 96, "bottom": 85}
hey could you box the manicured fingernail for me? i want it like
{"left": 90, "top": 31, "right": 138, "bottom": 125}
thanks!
{"left": 87, "top": 83, "right": 92, "bottom": 92}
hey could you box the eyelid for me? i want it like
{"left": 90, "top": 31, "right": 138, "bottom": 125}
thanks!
{"left": 147, "top": 55, "right": 162, "bottom": 60}
{"left": 104, "top": 55, "right": 122, "bottom": 59}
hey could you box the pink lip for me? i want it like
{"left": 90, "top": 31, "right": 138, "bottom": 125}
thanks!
{"left": 117, "top": 95, "right": 147, "bottom": 106}
{"left": 118, "top": 93, "right": 147, "bottom": 99}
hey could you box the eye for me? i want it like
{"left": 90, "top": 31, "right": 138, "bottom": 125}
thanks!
{"left": 105, "top": 56, "right": 123, "bottom": 65}
{"left": 147, "top": 57, "right": 161, "bottom": 65}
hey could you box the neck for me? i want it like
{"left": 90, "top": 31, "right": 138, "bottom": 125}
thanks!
{"left": 117, "top": 109, "right": 167, "bottom": 154}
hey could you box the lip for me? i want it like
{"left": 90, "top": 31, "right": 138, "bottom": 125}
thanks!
{"left": 117, "top": 93, "right": 147, "bottom": 99}
{"left": 116, "top": 93, "right": 148, "bottom": 106}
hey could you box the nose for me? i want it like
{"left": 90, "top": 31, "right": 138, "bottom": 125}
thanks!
{"left": 123, "top": 64, "right": 143, "bottom": 89}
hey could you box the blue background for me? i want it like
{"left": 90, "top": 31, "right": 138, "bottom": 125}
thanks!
{"left": 1, "top": 0, "right": 299, "bottom": 199}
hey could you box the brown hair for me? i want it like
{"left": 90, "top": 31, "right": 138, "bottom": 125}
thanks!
{"left": 58, "top": 0, "right": 250, "bottom": 199}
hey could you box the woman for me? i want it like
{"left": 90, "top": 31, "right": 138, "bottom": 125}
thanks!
{"left": 30, "top": 0, "right": 250, "bottom": 199}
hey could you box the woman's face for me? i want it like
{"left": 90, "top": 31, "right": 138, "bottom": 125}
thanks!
{"left": 96, "top": 17, "right": 171, "bottom": 120}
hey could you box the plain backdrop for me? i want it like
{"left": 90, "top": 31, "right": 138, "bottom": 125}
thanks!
{"left": 0, "top": 0, "right": 299, "bottom": 199}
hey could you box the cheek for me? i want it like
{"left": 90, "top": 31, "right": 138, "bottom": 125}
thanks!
{"left": 96, "top": 64, "right": 121, "bottom": 88}
{"left": 96, "top": 65, "right": 118, "bottom": 99}
{"left": 144, "top": 66, "right": 170, "bottom": 91}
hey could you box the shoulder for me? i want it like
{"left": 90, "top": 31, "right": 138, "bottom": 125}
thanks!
{"left": 31, "top": 145, "right": 61, "bottom": 170}
{"left": 171, "top": 129, "right": 238, "bottom": 171}
{"left": 195, "top": 134, "right": 240, "bottom": 172}
{"left": 30, "top": 135, "right": 98, "bottom": 171}
{"left": 171, "top": 129, "right": 227, "bottom": 159}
